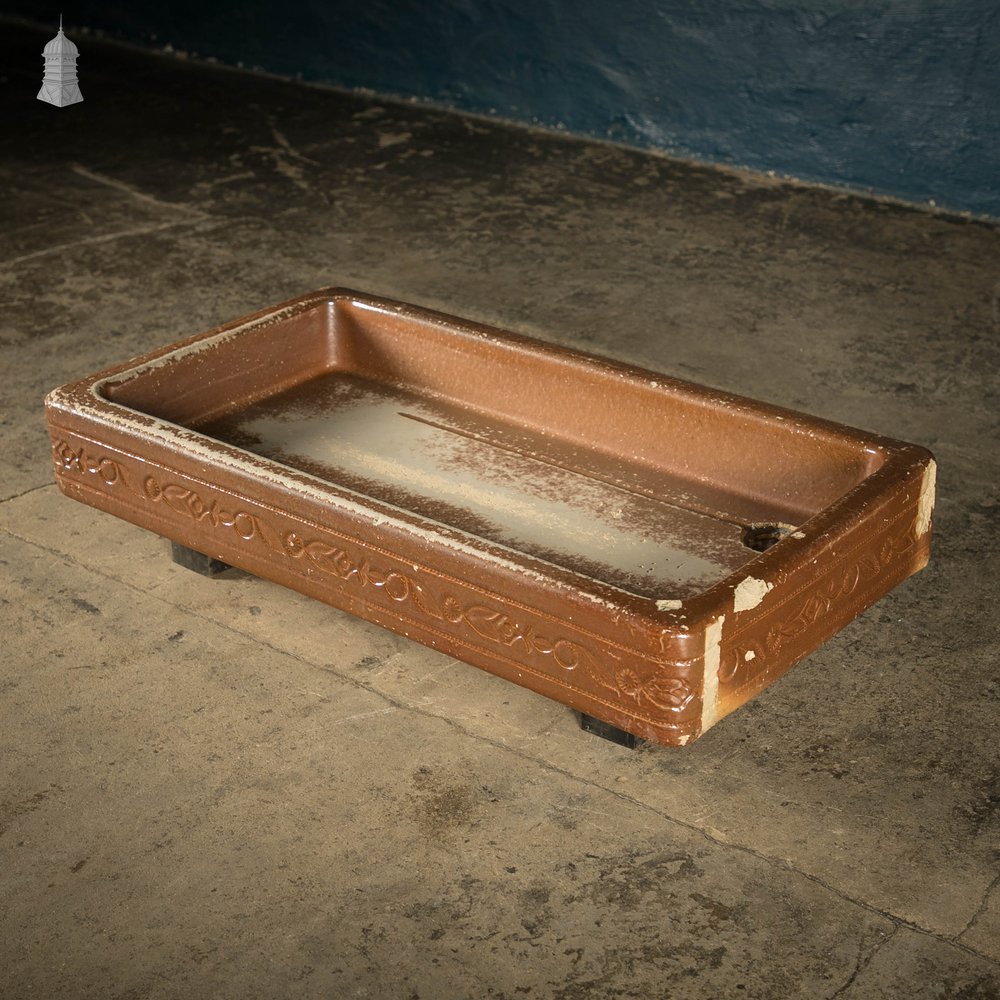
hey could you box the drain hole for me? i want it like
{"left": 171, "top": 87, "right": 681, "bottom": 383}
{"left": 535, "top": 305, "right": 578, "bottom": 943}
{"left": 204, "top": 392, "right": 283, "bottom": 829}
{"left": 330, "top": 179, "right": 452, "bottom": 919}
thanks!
{"left": 742, "top": 524, "right": 789, "bottom": 552}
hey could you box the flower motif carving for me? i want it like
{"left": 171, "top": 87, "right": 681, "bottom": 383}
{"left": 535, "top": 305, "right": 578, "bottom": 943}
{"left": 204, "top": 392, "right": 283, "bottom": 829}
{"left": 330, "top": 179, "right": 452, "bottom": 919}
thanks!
{"left": 52, "top": 439, "right": 276, "bottom": 549}
{"left": 613, "top": 665, "right": 695, "bottom": 712}
{"left": 719, "top": 519, "right": 919, "bottom": 689}
{"left": 283, "top": 530, "right": 694, "bottom": 714}
{"left": 51, "top": 437, "right": 694, "bottom": 719}
{"left": 144, "top": 475, "right": 273, "bottom": 545}
{"left": 763, "top": 527, "right": 914, "bottom": 657}
{"left": 718, "top": 643, "right": 764, "bottom": 687}
{"left": 53, "top": 439, "right": 125, "bottom": 486}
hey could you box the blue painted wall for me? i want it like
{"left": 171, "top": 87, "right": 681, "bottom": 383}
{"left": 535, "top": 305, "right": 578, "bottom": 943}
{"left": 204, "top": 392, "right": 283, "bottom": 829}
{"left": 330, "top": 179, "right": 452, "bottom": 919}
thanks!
{"left": 14, "top": 1, "right": 1000, "bottom": 215}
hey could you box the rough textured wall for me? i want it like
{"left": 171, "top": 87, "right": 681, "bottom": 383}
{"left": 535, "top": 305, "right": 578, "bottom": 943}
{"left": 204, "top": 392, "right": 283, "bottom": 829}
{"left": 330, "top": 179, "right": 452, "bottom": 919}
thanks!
{"left": 12, "top": 1, "right": 1000, "bottom": 215}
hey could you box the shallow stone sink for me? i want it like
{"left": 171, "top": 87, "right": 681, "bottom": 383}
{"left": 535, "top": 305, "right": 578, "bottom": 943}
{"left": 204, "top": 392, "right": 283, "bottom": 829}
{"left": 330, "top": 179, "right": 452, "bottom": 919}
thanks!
{"left": 44, "top": 289, "right": 935, "bottom": 746}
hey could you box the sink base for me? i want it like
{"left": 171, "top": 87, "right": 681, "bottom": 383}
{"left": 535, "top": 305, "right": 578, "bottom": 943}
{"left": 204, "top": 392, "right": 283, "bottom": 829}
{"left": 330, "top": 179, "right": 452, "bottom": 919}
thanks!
{"left": 170, "top": 541, "right": 233, "bottom": 578}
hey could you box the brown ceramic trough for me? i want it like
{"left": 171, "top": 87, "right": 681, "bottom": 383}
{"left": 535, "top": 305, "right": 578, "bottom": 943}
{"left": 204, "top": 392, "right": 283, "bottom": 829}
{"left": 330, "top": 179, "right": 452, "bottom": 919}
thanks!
{"left": 45, "top": 289, "right": 935, "bottom": 746}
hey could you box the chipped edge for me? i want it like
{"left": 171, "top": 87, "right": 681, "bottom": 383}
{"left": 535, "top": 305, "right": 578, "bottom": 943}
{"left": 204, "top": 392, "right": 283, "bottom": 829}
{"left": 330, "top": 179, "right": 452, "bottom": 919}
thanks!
{"left": 656, "top": 599, "right": 683, "bottom": 611}
{"left": 733, "top": 575, "right": 773, "bottom": 614}
{"left": 700, "top": 614, "right": 725, "bottom": 734}
{"left": 915, "top": 459, "right": 936, "bottom": 537}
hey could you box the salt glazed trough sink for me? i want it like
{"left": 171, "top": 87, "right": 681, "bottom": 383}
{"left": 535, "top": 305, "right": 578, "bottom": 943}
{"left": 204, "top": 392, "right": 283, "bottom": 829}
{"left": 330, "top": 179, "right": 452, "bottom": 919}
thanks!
{"left": 45, "top": 289, "right": 936, "bottom": 747}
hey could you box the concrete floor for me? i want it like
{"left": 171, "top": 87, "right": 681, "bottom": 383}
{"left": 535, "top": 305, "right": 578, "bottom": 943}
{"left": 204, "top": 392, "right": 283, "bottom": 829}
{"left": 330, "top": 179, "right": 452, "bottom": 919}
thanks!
{"left": 2, "top": 19, "right": 999, "bottom": 999}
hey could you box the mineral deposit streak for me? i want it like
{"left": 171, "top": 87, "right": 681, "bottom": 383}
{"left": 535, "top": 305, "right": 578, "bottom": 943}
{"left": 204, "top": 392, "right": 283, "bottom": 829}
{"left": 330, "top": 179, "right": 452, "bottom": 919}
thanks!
{"left": 200, "top": 373, "right": 754, "bottom": 598}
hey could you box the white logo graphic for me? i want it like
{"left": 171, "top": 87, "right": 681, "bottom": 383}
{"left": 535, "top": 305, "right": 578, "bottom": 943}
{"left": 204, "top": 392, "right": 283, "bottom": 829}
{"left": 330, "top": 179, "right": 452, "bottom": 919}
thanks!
{"left": 38, "top": 15, "right": 83, "bottom": 108}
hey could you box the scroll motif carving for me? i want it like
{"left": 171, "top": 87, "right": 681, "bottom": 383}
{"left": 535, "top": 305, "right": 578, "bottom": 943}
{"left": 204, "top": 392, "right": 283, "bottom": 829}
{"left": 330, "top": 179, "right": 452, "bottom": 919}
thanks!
{"left": 764, "top": 527, "right": 914, "bottom": 656}
{"left": 718, "top": 643, "right": 764, "bottom": 687}
{"left": 53, "top": 439, "right": 126, "bottom": 486}
{"left": 143, "top": 475, "right": 277, "bottom": 548}
{"left": 52, "top": 440, "right": 278, "bottom": 552}
{"left": 52, "top": 438, "right": 692, "bottom": 719}
{"left": 283, "top": 530, "right": 694, "bottom": 714}
{"left": 718, "top": 519, "right": 918, "bottom": 689}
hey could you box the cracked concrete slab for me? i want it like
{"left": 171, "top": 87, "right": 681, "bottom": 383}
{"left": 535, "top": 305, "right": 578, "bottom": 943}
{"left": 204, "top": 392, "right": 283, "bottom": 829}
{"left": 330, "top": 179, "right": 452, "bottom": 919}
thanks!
{"left": 0, "top": 163, "right": 202, "bottom": 268}
{"left": 2, "top": 488, "right": 996, "bottom": 939}
{"left": 1, "top": 17, "right": 998, "bottom": 998}
{"left": 839, "top": 929, "right": 1000, "bottom": 999}
{"left": 2, "top": 529, "right": 899, "bottom": 998}
{"left": 961, "top": 877, "right": 1000, "bottom": 962}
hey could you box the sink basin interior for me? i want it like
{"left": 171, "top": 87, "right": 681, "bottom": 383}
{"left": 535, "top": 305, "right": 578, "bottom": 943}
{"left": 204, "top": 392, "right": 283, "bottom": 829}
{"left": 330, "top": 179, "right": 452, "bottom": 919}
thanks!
{"left": 195, "top": 370, "right": 758, "bottom": 599}
{"left": 100, "top": 295, "right": 883, "bottom": 600}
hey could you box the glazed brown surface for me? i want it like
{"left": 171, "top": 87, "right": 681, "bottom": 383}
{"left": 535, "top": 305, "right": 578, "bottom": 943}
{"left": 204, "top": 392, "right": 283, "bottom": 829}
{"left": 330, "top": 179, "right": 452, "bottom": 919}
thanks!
{"left": 195, "top": 370, "right": 755, "bottom": 599}
{"left": 45, "top": 289, "right": 935, "bottom": 745}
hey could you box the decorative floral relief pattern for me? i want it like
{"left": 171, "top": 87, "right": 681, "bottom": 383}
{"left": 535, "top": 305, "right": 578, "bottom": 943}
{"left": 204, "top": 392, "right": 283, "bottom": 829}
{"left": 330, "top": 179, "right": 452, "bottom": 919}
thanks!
{"left": 51, "top": 438, "right": 693, "bottom": 718}
{"left": 142, "top": 475, "right": 275, "bottom": 546}
{"left": 54, "top": 440, "right": 126, "bottom": 486}
{"left": 718, "top": 643, "right": 764, "bottom": 687}
{"left": 53, "top": 440, "right": 277, "bottom": 550}
{"left": 282, "top": 531, "right": 695, "bottom": 713}
{"left": 718, "top": 519, "right": 918, "bottom": 690}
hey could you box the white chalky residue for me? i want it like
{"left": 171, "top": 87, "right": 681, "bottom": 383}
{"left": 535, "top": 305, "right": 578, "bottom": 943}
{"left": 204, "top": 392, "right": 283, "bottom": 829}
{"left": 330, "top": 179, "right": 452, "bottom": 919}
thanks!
{"left": 733, "top": 575, "right": 773, "bottom": 613}
{"left": 90, "top": 303, "right": 311, "bottom": 383}
{"left": 744, "top": 649, "right": 756, "bottom": 661}
{"left": 239, "top": 395, "right": 732, "bottom": 597}
{"left": 63, "top": 325, "right": 771, "bottom": 601}
{"left": 656, "top": 599, "right": 683, "bottom": 611}
{"left": 62, "top": 385, "right": 577, "bottom": 590}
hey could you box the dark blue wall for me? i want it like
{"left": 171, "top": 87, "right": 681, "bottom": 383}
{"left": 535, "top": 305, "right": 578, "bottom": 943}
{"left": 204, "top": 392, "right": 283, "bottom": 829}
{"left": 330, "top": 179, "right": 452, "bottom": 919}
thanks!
{"left": 14, "top": 1, "right": 1000, "bottom": 216}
